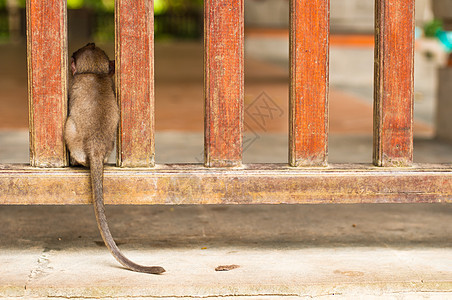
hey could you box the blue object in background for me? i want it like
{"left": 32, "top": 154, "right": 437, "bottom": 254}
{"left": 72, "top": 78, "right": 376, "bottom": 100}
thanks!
{"left": 436, "top": 30, "right": 452, "bottom": 52}
{"left": 415, "top": 26, "right": 422, "bottom": 40}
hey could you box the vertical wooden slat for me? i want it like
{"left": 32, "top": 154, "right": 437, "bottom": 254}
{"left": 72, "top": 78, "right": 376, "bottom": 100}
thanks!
{"left": 204, "top": 0, "right": 244, "bottom": 168}
{"left": 26, "top": 0, "right": 68, "bottom": 167}
{"left": 289, "top": 0, "right": 329, "bottom": 167}
{"left": 116, "top": 0, "right": 154, "bottom": 167}
{"left": 373, "top": 0, "right": 414, "bottom": 167}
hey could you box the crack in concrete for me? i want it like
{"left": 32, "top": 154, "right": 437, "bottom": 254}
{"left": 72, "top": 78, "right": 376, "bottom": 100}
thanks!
{"left": 24, "top": 247, "right": 53, "bottom": 292}
{"left": 40, "top": 294, "right": 303, "bottom": 299}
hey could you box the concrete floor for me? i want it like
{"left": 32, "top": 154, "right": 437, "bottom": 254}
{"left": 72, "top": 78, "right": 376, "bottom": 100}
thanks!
{"left": 0, "top": 204, "right": 451, "bottom": 298}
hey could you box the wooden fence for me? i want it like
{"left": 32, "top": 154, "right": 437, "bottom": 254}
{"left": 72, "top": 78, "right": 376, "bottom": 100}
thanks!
{"left": 0, "top": 0, "right": 451, "bottom": 205}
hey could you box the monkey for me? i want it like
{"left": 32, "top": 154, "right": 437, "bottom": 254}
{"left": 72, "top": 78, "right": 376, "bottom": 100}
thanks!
{"left": 64, "top": 43, "right": 165, "bottom": 274}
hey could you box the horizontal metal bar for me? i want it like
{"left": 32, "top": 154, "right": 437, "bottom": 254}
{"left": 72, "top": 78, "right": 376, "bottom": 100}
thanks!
{"left": 0, "top": 164, "right": 451, "bottom": 205}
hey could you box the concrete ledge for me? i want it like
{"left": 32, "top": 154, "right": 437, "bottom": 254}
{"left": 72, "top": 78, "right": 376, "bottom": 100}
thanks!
{"left": 0, "top": 204, "right": 451, "bottom": 298}
{"left": 2, "top": 248, "right": 452, "bottom": 298}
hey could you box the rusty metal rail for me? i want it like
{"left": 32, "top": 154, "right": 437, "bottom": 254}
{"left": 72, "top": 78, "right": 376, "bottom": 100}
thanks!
{"left": 1, "top": 0, "right": 450, "bottom": 205}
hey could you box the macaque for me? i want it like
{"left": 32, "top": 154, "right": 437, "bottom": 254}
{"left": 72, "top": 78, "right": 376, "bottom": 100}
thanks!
{"left": 64, "top": 43, "right": 165, "bottom": 274}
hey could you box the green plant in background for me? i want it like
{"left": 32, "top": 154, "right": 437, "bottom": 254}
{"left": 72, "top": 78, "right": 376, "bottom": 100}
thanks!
{"left": 68, "top": 0, "right": 114, "bottom": 43}
{"left": 155, "top": 0, "right": 167, "bottom": 15}
{"left": 68, "top": 0, "right": 114, "bottom": 11}
{"left": 424, "top": 19, "right": 443, "bottom": 38}
{"left": 154, "top": 0, "right": 203, "bottom": 40}
{"left": 0, "top": 14, "right": 8, "bottom": 42}
{"left": 0, "top": 0, "right": 204, "bottom": 43}
{"left": 0, "top": 0, "right": 11, "bottom": 42}
{"left": 68, "top": 0, "right": 84, "bottom": 9}
{"left": 423, "top": 19, "right": 452, "bottom": 52}
{"left": 72, "top": 0, "right": 203, "bottom": 42}
{"left": 68, "top": 0, "right": 202, "bottom": 14}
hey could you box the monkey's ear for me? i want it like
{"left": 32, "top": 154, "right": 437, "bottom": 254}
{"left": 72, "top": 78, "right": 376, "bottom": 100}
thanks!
{"left": 71, "top": 57, "right": 77, "bottom": 76}
{"left": 109, "top": 60, "right": 115, "bottom": 77}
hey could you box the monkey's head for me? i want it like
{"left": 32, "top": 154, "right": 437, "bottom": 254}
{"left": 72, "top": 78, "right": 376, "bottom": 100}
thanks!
{"left": 71, "top": 43, "right": 114, "bottom": 76}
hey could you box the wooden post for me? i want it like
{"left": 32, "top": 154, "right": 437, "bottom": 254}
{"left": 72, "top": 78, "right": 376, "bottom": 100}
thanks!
{"left": 373, "top": 0, "right": 415, "bottom": 167}
{"left": 204, "top": 0, "right": 244, "bottom": 167}
{"left": 289, "top": 0, "right": 329, "bottom": 167}
{"left": 26, "top": 0, "right": 68, "bottom": 167}
{"left": 115, "top": 0, "right": 155, "bottom": 167}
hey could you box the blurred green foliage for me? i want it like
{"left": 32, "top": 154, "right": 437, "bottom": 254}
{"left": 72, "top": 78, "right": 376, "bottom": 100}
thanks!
{"left": 0, "top": 13, "right": 7, "bottom": 42}
{"left": 155, "top": 0, "right": 203, "bottom": 14}
{"left": 0, "top": 0, "right": 8, "bottom": 42}
{"left": 0, "top": 0, "right": 204, "bottom": 11}
{"left": 66, "top": 0, "right": 203, "bottom": 13}
{"left": 87, "top": 0, "right": 203, "bottom": 41}
{"left": 68, "top": 0, "right": 114, "bottom": 11}
{"left": 0, "top": 0, "right": 203, "bottom": 42}
{"left": 424, "top": 19, "right": 443, "bottom": 38}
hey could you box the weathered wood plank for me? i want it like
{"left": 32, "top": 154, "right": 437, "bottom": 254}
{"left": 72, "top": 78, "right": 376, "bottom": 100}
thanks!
{"left": 204, "top": 0, "right": 244, "bottom": 167}
{"left": 373, "top": 0, "right": 415, "bottom": 167}
{"left": 26, "top": 0, "right": 68, "bottom": 167}
{"left": 1, "top": 164, "right": 450, "bottom": 205}
{"left": 115, "top": 0, "right": 155, "bottom": 167}
{"left": 289, "top": 0, "right": 329, "bottom": 167}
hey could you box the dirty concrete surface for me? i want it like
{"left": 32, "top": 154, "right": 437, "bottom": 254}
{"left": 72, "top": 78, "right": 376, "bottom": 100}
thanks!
{"left": 0, "top": 204, "right": 451, "bottom": 298}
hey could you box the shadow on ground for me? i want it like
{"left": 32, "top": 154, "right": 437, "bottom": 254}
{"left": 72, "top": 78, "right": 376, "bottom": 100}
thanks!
{"left": 1, "top": 204, "right": 450, "bottom": 250}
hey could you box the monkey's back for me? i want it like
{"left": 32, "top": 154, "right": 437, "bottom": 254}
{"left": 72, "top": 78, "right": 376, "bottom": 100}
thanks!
{"left": 66, "top": 73, "right": 119, "bottom": 162}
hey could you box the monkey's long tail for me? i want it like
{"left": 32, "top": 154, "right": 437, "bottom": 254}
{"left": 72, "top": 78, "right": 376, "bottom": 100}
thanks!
{"left": 90, "top": 153, "right": 165, "bottom": 274}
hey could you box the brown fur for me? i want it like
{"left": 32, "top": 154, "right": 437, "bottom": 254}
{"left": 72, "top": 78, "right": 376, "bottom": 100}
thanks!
{"left": 64, "top": 43, "right": 165, "bottom": 274}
